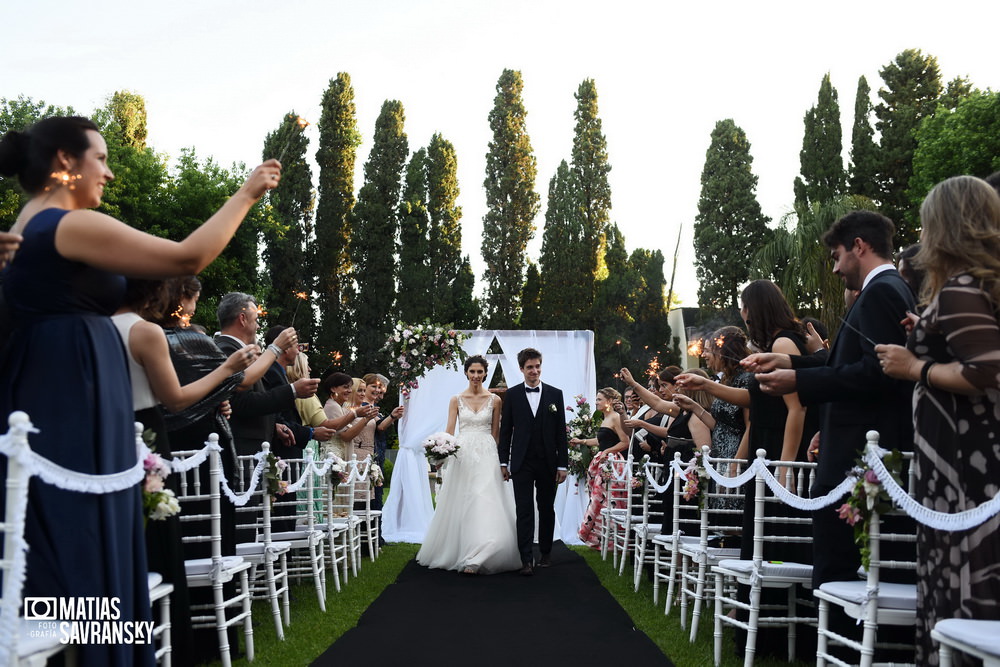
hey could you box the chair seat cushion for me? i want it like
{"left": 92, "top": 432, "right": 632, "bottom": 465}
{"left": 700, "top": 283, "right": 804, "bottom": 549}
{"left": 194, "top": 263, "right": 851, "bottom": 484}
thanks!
{"left": 933, "top": 619, "right": 1000, "bottom": 657}
{"left": 184, "top": 555, "right": 244, "bottom": 576}
{"left": 818, "top": 580, "right": 917, "bottom": 611}
{"left": 147, "top": 571, "right": 163, "bottom": 589}
{"left": 716, "top": 558, "right": 813, "bottom": 581}
{"left": 680, "top": 545, "right": 741, "bottom": 561}
{"left": 236, "top": 541, "right": 292, "bottom": 557}
{"left": 633, "top": 524, "right": 662, "bottom": 537}
{"left": 270, "top": 529, "right": 326, "bottom": 542}
{"left": 651, "top": 533, "right": 699, "bottom": 546}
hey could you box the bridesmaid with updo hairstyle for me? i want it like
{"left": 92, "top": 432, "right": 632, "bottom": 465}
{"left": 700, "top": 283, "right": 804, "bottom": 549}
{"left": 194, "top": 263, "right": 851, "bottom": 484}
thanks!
{"left": 0, "top": 116, "right": 281, "bottom": 666}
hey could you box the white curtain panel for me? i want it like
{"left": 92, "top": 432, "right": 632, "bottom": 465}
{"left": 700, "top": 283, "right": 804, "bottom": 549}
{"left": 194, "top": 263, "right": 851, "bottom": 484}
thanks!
{"left": 384, "top": 330, "right": 596, "bottom": 544}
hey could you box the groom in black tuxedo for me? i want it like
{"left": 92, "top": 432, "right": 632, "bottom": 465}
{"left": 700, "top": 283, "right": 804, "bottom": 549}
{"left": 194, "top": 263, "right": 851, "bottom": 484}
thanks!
{"left": 498, "top": 348, "right": 569, "bottom": 576}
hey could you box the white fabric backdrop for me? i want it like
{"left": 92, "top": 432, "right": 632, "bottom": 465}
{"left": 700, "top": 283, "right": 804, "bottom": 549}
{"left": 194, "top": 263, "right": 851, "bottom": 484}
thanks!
{"left": 382, "top": 329, "right": 596, "bottom": 544}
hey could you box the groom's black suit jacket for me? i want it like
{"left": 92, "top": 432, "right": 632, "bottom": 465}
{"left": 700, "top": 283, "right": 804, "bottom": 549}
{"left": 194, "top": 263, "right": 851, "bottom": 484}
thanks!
{"left": 498, "top": 382, "right": 569, "bottom": 475}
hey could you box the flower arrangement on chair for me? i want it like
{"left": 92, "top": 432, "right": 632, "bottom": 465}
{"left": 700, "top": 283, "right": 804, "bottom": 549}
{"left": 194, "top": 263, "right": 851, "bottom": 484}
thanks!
{"left": 681, "top": 450, "right": 710, "bottom": 509}
{"left": 837, "top": 449, "right": 904, "bottom": 568}
{"left": 142, "top": 451, "right": 180, "bottom": 524}
{"left": 383, "top": 321, "right": 470, "bottom": 398}
{"left": 264, "top": 451, "right": 289, "bottom": 506}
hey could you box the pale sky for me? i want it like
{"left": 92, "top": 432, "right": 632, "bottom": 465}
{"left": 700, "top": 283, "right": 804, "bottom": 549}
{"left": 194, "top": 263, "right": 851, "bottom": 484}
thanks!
{"left": 5, "top": 0, "right": 997, "bottom": 306}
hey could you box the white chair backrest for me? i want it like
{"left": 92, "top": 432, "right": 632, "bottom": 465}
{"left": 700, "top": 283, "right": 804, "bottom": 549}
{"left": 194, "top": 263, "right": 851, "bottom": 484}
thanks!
{"left": 0, "top": 412, "right": 34, "bottom": 667}
{"left": 749, "top": 448, "right": 817, "bottom": 566}
{"left": 173, "top": 435, "right": 223, "bottom": 561}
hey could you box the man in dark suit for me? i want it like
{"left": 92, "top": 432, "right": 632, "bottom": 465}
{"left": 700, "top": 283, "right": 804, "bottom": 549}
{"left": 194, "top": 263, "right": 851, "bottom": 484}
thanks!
{"left": 498, "top": 348, "right": 569, "bottom": 576}
{"left": 750, "top": 211, "right": 916, "bottom": 587}
{"left": 214, "top": 293, "right": 319, "bottom": 458}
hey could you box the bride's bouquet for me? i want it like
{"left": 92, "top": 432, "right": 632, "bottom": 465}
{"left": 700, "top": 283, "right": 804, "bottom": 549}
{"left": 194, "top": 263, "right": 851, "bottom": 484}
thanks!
{"left": 423, "top": 432, "right": 460, "bottom": 466}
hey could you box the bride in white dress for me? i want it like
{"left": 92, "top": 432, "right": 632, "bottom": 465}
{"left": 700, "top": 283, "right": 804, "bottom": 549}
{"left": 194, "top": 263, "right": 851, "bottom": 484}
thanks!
{"left": 416, "top": 355, "right": 521, "bottom": 574}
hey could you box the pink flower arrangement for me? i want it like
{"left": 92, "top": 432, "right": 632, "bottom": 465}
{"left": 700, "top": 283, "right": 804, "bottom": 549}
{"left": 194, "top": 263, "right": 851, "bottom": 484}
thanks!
{"left": 384, "top": 321, "right": 470, "bottom": 398}
{"left": 142, "top": 452, "right": 180, "bottom": 524}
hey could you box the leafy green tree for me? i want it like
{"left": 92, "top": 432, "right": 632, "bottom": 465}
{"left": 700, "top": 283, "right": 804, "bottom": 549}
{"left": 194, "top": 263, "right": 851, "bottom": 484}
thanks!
{"left": 351, "top": 100, "right": 408, "bottom": 373}
{"left": 571, "top": 78, "right": 612, "bottom": 296}
{"left": 593, "top": 224, "right": 641, "bottom": 386}
{"left": 538, "top": 160, "right": 589, "bottom": 329}
{"left": 107, "top": 90, "right": 148, "bottom": 149}
{"left": 426, "top": 133, "right": 463, "bottom": 322}
{"left": 0, "top": 96, "right": 76, "bottom": 226}
{"left": 940, "top": 76, "right": 974, "bottom": 111}
{"left": 794, "top": 73, "right": 844, "bottom": 209}
{"left": 261, "top": 113, "right": 315, "bottom": 340}
{"left": 910, "top": 91, "right": 1000, "bottom": 203}
{"left": 628, "top": 248, "right": 672, "bottom": 376}
{"left": 92, "top": 97, "right": 170, "bottom": 237}
{"left": 161, "top": 150, "right": 274, "bottom": 326}
{"left": 693, "top": 119, "right": 771, "bottom": 317}
{"left": 451, "top": 257, "right": 480, "bottom": 329}
{"left": 875, "top": 48, "right": 943, "bottom": 248}
{"left": 481, "top": 69, "right": 540, "bottom": 328}
{"left": 398, "top": 147, "right": 432, "bottom": 322}
{"left": 520, "top": 261, "right": 542, "bottom": 328}
{"left": 848, "top": 76, "right": 880, "bottom": 201}
{"left": 315, "top": 73, "right": 361, "bottom": 367}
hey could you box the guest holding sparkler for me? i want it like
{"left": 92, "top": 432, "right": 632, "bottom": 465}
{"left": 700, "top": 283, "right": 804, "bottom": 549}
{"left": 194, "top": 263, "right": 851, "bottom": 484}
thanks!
{"left": 0, "top": 116, "right": 280, "bottom": 666}
{"left": 747, "top": 212, "right": 915, "bottom": 593}
{"left": 876, "top": 176, "right": 1000, "bottom": 665}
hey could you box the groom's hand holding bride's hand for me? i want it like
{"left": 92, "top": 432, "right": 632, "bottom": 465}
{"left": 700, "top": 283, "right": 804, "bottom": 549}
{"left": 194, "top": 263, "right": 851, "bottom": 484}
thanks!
{"left": 500, "top": 465, "right": 510, "bottom": 482}
{"left": 555, "top": 470, "right": 567, "bottom": 484}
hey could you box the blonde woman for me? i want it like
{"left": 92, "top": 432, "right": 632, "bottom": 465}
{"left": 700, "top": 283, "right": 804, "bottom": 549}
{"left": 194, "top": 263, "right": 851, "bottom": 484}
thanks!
{"left": 572, "top": 387, "right": 629, "bottom": 548}
{"left": 877, "top": 175, "right": 1000, "bottom": 665}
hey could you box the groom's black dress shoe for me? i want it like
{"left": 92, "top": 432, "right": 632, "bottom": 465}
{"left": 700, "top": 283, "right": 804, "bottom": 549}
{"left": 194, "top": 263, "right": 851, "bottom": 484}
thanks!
{"left": 518, "top": 563, "right": 534, "bottom": 576}
{"left": 538, "top": 554, "right": 551, "bottom": 568}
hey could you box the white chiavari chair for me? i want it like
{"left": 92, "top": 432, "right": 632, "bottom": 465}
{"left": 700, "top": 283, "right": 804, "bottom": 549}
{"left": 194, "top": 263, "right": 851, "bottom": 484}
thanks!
{"left": 712, "top": 450, "right": 815, "bottom": 667}
{"left": 235, "top": 442, "right": 291, "bottom": 639}
{"left": 175, "top": 435, "right": 254, "bottom": 667}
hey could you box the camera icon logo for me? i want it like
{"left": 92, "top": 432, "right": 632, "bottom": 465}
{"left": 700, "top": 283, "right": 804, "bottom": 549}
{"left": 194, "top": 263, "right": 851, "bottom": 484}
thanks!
{"left": 23, "top": 597, "right": 57, "bottom": 620}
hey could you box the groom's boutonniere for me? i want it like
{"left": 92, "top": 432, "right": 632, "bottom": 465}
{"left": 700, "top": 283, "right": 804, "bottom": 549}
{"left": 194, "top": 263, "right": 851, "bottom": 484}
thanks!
{"left": 548, "top": 403, "right": 558, "bottom": 413}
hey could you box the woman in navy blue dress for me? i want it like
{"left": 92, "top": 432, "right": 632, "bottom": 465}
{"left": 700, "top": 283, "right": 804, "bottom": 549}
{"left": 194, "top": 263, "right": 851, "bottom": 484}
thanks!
{"left": 0, "top": 116, "right": 279, "bottom": 665}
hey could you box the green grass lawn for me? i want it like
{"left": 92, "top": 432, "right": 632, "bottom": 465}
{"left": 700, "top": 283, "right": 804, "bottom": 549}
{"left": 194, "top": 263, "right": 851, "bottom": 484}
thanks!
{"left": 200, "top": 538, "right": 808, "bottom": 667}
{"left": 573, "top": 546, "right": 810, "bottom": 667}
{"left": 202, "top": 542, "right": 419, "bottom": 666}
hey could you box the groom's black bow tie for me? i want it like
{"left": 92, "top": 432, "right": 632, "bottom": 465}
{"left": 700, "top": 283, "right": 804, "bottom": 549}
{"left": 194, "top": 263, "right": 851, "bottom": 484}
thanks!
{"left": 525, "top": 386, "right": 540, "bottom": 393}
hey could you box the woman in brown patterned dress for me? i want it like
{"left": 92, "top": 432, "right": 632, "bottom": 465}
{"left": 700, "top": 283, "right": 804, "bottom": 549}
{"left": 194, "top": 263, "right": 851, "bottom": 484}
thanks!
{"left": 877, "top": 175, "right": 1000, "bottom": 665}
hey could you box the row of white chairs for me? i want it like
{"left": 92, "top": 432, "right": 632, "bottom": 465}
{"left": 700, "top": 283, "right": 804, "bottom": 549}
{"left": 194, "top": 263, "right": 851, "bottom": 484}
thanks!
{"left": 0, "top": 411, "right": 384, "bottom": 667}
{"left": 596, "top": 432, "right": 997, "bottom": 666}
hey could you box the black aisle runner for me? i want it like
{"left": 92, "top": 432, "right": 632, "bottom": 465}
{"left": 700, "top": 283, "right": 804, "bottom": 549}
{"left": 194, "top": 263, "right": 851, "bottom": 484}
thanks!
{"left": 312, "top": 542, "right": 672, "bottom": 667}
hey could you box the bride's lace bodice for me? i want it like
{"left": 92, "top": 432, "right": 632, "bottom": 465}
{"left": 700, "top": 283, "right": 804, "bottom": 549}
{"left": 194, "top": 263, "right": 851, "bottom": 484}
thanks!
{"left": 457, "top": 394, "right": 494, "bottom": 435}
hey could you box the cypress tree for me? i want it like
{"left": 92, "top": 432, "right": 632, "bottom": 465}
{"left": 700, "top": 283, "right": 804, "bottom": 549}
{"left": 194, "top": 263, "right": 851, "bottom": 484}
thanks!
{"left": 570, "top": 79, "right": 612, "bottom": 300}
{"left": 848, "top": 76, "right": 880, "bottom": 201}
{"left": 694, "top": 119, "right": 771, "bottom": 317}
{"left": 398, "top": 147, "right": 432, "bottom": 323}
{"left": 875, "top": 48, "right": 943, "bottom": 248}
{"left": 538, "top": 160, "right": 588, "bottom": 329}
{"left": 481, "top": 69, "right": 540, "bottom": 328}
{"left": 108, "top": 90, "right": 148, "bottom": 150}
{"left": 351, "top": 100, "right": 408, "bottom": 373}
{"left": 592, "top": 224, "right": 640, "bottom": 386}
{"left": 315, "top": 73, "right": 361, "bottom": 368}
{"left": 520, "top": 262, "right": 542, "bottom": 329}
{"left": 452, "top": 257, "right": 480, "bottom": 329}
{"left": 793, "top": 73, "right": 844, "bottom": 209}
{"left": 426, "top": 133, "right": 463, "bottom": 322}
{"left": 262, "top": 112, "right": 315, "bottom": 341}
{"left": 629, "top": 248, "right": 672, "bottom": 374}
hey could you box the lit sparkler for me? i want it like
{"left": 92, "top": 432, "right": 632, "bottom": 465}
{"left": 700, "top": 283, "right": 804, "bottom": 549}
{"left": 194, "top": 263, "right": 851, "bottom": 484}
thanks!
{"left": 291, "top": 290, "right": 309, "bottom": 328}
{"left": 171, "top": 304, "right": 193, "bottom": 328}
{"left": 687, "top": 338, "right": 703, "bottom": 358}
{"left": 276, "top": 115, "right": 310, "bottom": 163}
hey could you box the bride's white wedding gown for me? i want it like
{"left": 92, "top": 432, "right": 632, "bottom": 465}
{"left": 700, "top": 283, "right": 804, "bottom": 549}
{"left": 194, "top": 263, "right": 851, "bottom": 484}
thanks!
{"left": 416, "top": 394, "right": 521, "bottom": 574}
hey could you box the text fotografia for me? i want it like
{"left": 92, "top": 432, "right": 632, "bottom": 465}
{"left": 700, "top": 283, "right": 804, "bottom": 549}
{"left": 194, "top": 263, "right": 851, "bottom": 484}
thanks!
{"left": 23, "top": 597, "right": 155, "bottom": 645}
